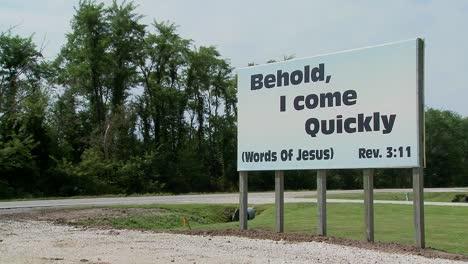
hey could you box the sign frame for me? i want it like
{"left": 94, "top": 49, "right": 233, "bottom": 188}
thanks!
{"left": 237, "top": 38, "right": 426, "bottom": 249}
{"left": 237, "top": 39, "right": 425, "bottom": 172}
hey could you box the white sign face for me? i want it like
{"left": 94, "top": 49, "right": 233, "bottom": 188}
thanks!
{"left": 237, "top": 39, "right": 422, "bottom": 171}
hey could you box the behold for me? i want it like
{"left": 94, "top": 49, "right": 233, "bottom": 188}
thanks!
{"left": 250, "top": 63, "right": 330, "bottom": 90}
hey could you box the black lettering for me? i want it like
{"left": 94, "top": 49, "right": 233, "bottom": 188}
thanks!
{"left": 372, "top": 149, "right": 380, "bottom": 157}
{"left": 296, "top": 149, "right": 302, "bottom": 161}
{"left": 320, "top": 92, "right": 341, "bottom": 108}
{"left": 280, "top": 96, "right": 286, "bottom": 112}
{"left": 245, "top": 152, "right": 254, "bottom": 162}
{"left": 253, "top": 153, "right": 260, "bottom": 162}
{"left": 294, "top": 96, "right": 305, "bottom": 110}
{"left": 290, "top": 70, "right": 303, "bottom": 85}
{"left": 336, "top": 115, "right": 343, "bottom": 133}
{"left": 358, "top": 114, "right": 372, "bottom": 132}
{"left": 382, "top": 114, "right": 396, "bottom": 134}
{"left": 310, "top": 150, "right": 316, "bottom": 160}
{"left": 305, "top": 94, "right": 319, "bottom": 109}
{"left": 321, "top": 119, "right": 335, "bottom": 135}
{"left": 344, "top": 118, "right": 357, "bottom": 133}
{"left": 311, "top": 63, "right": 324, "bottom": 82}
{"left": 251, "top": 74, "right": 263, "bottom": 90}
{"left": 359, "top": 148, "right": 366, "bottom": 158}
{"left": 316, "top": 150, "right": 323, "bottom": 160}
{"left": 249, "top": 63, "right": 328, "bottom": 89}
{"left": 276, "top": 70, "right": 289, "bottom": 87}
{"left": 373, "top": 112, "right": 380, "bottom": 131}
{"left": 304, "top": 65, "right": 310, "bottom": 83}
{"left": 343, "top": 90, "right": 357, "bottom": 105}
{"left": 305, "top": 118, "right": 320, "bottom": 137}
{"left": 264, "top": 74, "right": 276, "bottom": 88}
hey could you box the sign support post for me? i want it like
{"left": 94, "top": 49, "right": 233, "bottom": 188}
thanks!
{"left": 413, "top": 38, "right": 425, "bottom": 248}
{"left": 413, "top": 167, "right": 425, "bottom": 248}
{"left": 239, "top": 171, "right": 248, "bottom": 230}
{"left": 363, "top": 169, "right": 374, "bottom": 242}
{"left": 275, "top": 170, "right": 284, "bottom": 233}
{"left": 317, "top": 170, "right": 327, "bottom": 236}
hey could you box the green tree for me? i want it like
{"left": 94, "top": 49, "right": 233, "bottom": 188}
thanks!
{"left": 102, "top": 0, "right": 145, "bottom": 160}
{"left": 136, "top": 21, "right": 191, "bottom": 191}
{"left": 425, "top": 108, "right": 466, "bottom": 187}
{"left": 0, "top": 31, "right": 43, "bottom": 136}
{"left": 56, "top": 0, "right": 110, "bottom": 129}
{"left": 0, "top": 30, "right": 49, "bottom": 197}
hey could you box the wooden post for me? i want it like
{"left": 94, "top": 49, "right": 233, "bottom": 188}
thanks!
{"left": 413, "top": 38, "right": 425, "bottom": 248}
{"left": 363, "top": 169, "right": 374, "bottom": 242}
{"left": 239, "top": 171, "right": 248, "bottom": 230}
{"left": 317, "top": 170, "right": 327, "bottom": 236}
{"left": 413, "top": 167, "right": 425, "bottom": 248}
{"left": 275, "top": 170, "right": 284, "bottom": 233}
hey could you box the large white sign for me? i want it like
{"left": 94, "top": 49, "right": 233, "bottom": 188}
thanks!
{"left": 237, "top": 39, "right": 423, "bottom": 171}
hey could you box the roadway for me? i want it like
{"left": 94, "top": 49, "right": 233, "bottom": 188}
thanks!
{"left": 0, "top": 188, "right": 467, "bottom": 210}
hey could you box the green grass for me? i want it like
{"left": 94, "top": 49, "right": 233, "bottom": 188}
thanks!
{"left": 296, "top": 192, "right": 467, "bottom": 202}
{"left": 77, "top": 204, "right": 239, "bottom": 230}
{"left": 77, "top": 203, "right": 468, "bottom": 255}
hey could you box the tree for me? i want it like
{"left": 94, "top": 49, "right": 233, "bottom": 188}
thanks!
{"left": 3, "top": 0, "right": 467, "bottom": 199}
{"left": 0, "top": 31, "right": 43, "bottom": 135}
{"left": 104, "top": 0, "right": 145, "bottom": 160}
{"left": 56, "top": 0, "right": 110, "bottom": 129}
{"left": 135, "top": 21, "right": 192, "bottom": 192}
{"left": 425, "top": 108, "right": 466, "bottom": 187}
{"left": 0, "top": 31, "right": 48, "bottom": 197}
{"left": 137, "top": 21, "right": 190, "bottom": 149}
{"left": 186, "top": 46, "right": 237, "bottom": 190}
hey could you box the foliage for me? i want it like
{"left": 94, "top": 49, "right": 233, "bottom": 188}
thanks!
{"left": 0, "top": 1, "right": 467, "bottom": 198}
{"left": 425, "top": 108, "right": 468, "bottom": 187}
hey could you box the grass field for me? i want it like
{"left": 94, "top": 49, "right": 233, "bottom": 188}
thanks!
{"left": 296, "top": 192, "right": 467, "bottom": 202}
{"left": 76, "top": 203, "right": 468, "bottom": 255}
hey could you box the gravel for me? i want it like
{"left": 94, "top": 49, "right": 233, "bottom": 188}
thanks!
{"left": 0, "top": 220, "right": 465, "bottom": 264}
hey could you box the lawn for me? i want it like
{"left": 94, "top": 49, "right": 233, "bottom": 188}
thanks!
{"left": 296, "top": 192, "right": 467, "bottom": 202}
{"left": 76, "top": 203, "right": 468, "bottom": 255}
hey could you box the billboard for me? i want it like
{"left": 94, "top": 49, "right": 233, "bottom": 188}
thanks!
{"left": 237, "top": 39, "right": 423, "bottom": 171}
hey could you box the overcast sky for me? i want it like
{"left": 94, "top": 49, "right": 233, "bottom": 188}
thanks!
{"left": 1, "top": 0, "right": 467, "bottom": 116}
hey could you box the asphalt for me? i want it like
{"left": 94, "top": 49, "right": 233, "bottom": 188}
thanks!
{"left": 0, "top": 188, "right": 467, "bottom": 210}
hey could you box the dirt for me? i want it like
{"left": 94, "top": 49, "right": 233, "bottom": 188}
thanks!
{"left": 1, "top": 207, "right": 466, "bottom": 262}
{"left": 0, "top": 207, "right": 168, "bottom": 224}
{"left": 176, "top": 229, "right": 468, "bottom": 262}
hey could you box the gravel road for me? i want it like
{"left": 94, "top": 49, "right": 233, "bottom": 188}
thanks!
{"left": 0, "top": 220, "right": 465, "bottom": 264}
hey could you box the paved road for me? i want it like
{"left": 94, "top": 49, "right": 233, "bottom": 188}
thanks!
{"left": 0, "top": 188, "right": 466, "bottom": 210}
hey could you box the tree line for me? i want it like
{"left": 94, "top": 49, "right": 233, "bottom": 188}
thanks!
{"left": 1, "top": 0, "right": 467, "bottom": 198}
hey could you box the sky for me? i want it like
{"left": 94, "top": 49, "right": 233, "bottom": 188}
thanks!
{"left": 0, "top": 0, "right": 467, "bottom": 116}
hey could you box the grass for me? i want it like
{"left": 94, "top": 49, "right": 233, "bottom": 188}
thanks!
{"left": 76, "top": 203, "right": 468, "bottom": 255}
{"left": 77, "top": 204, "right": 239, "bottom": 230}
{"left": 296, "top": 192, "right": 467, "bottom": 202}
